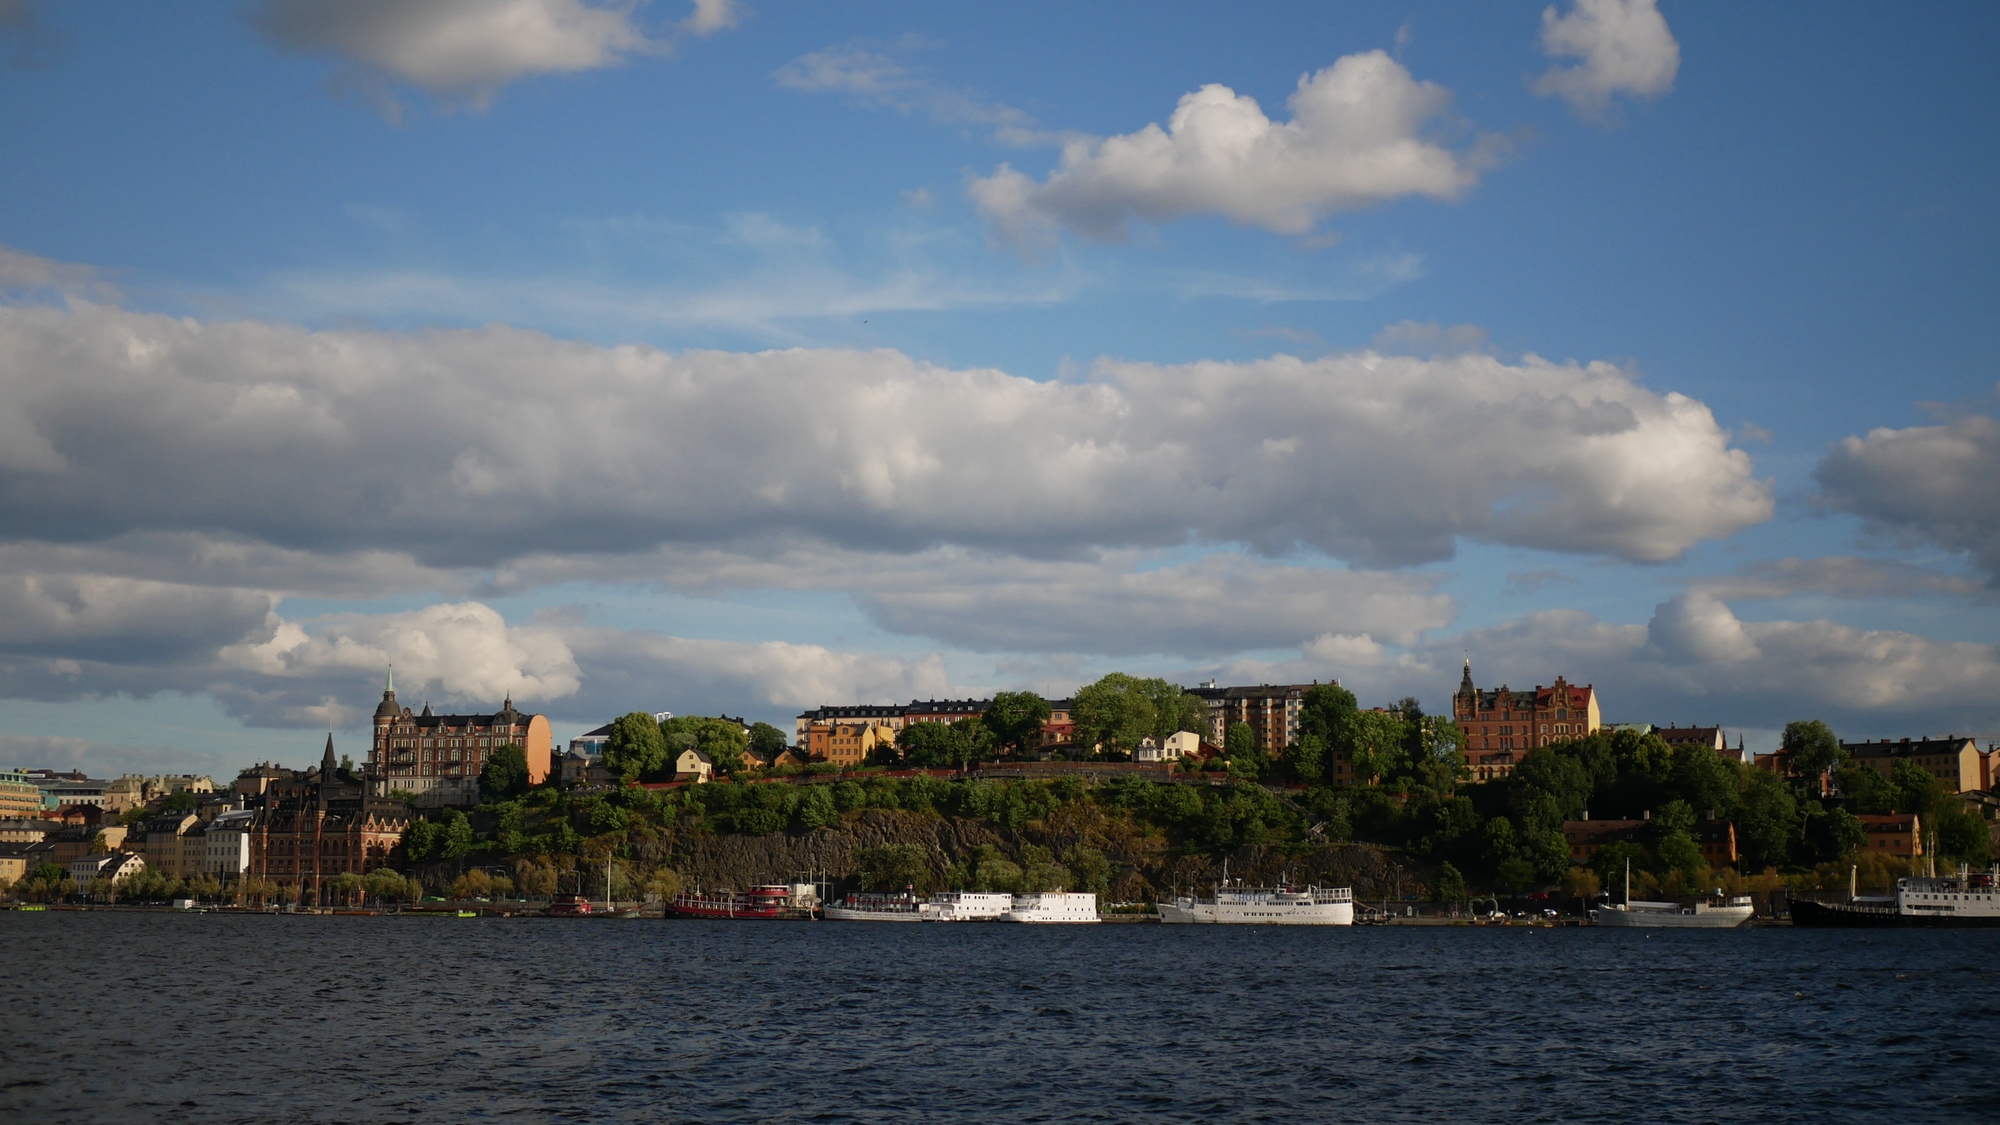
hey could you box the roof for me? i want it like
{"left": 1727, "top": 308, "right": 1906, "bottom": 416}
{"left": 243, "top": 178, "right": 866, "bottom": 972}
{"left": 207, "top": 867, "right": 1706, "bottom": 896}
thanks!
{"left": 1186, "top": 683, "right": 1311, "bottom": 701}
{"left": 1843, "top": 736, "right": 1978, "bottom": 758}
{"left": 1857, "top": 813, "right": 1919, "bottom": 831}
{"left": 1653, "top": 725, "right": 1724, "bottom": 748}
{"left": 678, "top": 748, "right": 715, "bottom": 766}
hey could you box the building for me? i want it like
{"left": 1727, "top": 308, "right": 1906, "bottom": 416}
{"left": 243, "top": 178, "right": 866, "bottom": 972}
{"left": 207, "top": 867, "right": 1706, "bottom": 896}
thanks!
{"left": 203, "top": 810, "right": 254, "bottom": 879}
{"left": 1453, "top": 661, "right": 1600, "bottom": 781}
{"left": 0, "top": 768, "right": 44, "bottom": 817}
{"left": 47, "top": 823, "right": 126, "bottom": 866}
{"left": 1186, "top": 682, "right": 1310, "bottom": 756}
{"left": 808, "top": 721, "right": 897, "bottom": 768}
{"left": 673, "top": 748, "right": 715, "bottom": 784}
{"left": 1134, "top": 732, "right": 1201, "bottom": 764}
{"left": 0, "top": 842, "right": 31, "bottom": 883}
{"left": 138, "top": 812, "right": 201, "bottom": 877}
{"left": 795, "top": 704, "right": 911, "bottom": 748}
{"left": 34, "top": 773, "right": 109, "bottom": 812}
{"left": 903, "top": 699, "right": 990, "bottom": 726}
{"left": 367, "top": 672, "right": 553, "bottom": 805}
{"left": 1037, "top": 699, "right": 1076, "bottom": 750}
{"left": 1858, "top": 813, "right": 1922, "bottom": 857}
{"left": 70, "top": 849, "right": 145, "bottom": 890}
{"left": 247, "top": 735, "right": 413, "bottom": 904}
{"left": 1562, "top": 817, "right": 1737, "bottom": 867}
{"left": 0, "top": 819, "right": 50, "bottom": 844}
{"left": 1841, "top": 737, "right": 1988, "bottom": 795}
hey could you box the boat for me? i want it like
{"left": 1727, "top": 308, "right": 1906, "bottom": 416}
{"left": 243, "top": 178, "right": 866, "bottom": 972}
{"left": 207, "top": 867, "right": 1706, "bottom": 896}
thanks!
{"left": 546, "top": 894, "right": 593, "bottom": 917}
{"left": 1595, "top": 859, "right": 1752, "bottom": 929}
{"left": 1790, "top": 864, "right": 2000, "bottom": 928}
{"left": 920, "top": 891, "right": 1013, "bottom": 921}
{"left": 1160, "top": 883, "right": 1354, "bottom": 925}
{"left": 668, "top": 885, "right": 815, "bottom": 921}
{"left": 455, "top": 909, "right": 478, "bottom": 918}
{"left": 1000, "top": 891, "right": 1100, "bottom": 923}
{"left": 824, "top": 891, "right": 925, "bottom": 921}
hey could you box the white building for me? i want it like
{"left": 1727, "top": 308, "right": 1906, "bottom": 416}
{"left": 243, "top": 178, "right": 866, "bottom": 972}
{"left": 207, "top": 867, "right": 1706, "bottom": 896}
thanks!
{"left": 70, "top": 850, "right": 145, "bottom": 889}
{"left": 203, "top": 810, "right": 254, "bottom": 878}
{"left": 1135, "top": 731, "right": 1202, "bottom": 763}
{"left": 674, "top": 747, "right": 714, "bottom": 784}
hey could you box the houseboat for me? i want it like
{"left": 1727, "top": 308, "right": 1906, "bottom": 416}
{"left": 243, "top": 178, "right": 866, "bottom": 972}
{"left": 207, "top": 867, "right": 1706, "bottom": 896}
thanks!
{"left": 1791, "top": 865, "right": 2000, "bottom": 928}
{"left": 1000, "top": 891, "right": 1100, "bottom": 923}
{"left": 667, "top": 885, "right": 816, "bottom": 921}
{"left": 1159, "top": 883, "right": 1353, "bottom": 925}
{"left": 1594, "top": 860, "right": 1752, "bottom": 928}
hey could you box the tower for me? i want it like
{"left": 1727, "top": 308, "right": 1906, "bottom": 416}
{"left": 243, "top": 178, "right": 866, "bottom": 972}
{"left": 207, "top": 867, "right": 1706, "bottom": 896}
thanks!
{"left": 371, "top": 665, "right": 402, "bottom": 777}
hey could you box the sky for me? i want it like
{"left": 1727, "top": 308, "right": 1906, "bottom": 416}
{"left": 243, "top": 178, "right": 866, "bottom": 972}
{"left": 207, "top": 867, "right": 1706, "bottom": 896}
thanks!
{"left": 1, "top": 0, "right": 1997, "bottom": 780}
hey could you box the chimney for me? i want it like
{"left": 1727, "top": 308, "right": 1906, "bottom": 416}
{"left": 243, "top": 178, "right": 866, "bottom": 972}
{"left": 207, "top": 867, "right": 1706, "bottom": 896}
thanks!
{"left": 1644, "top": 809, "right": 1652, "bottom": 821}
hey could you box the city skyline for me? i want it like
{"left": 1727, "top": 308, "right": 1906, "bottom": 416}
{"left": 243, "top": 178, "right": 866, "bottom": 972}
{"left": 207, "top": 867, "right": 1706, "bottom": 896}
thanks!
{"left": 2, "top": 1, "right": 1997, "bottom": 778}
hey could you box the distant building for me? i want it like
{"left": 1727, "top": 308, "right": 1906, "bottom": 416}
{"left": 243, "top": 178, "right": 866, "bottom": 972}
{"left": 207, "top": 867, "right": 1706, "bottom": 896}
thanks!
{"left": 70, "top": 849, "right": 145, "bottom": 889}
{"left": 203, "top": 810, "right": 255, "bottom": 879}
{"left": 1841, "top": 736, "right": 1989, "bottom": 795}
{"left": 1186, "top": 682, "right": 1311, "bottom": 756}
{"left": 1858, "top": 813, "right": 1922, "bottom": 857}
{"left": 0, "top": 819, "right": 50, "bottom": 844}
{"left": 0, "top": 842, "right": 31, "bottom": 884}
{"left": 138, "top": 812, "right": 201, "bottom": 878}
{"left": 808, "top": 722, "right": 897, "bottom": 768}
{"left": 674, "top": 748, "right": 715, "bottom": 784}
{"left": 568, "top": 712, "right": 671, "bottom": 758}
{"left": 795, "top": 704, "right": 911, "bottom": 748}
{"left": 1562, "top": 816, "right": 1737, "bottom": 868}
{"left": 367, "top": 672, "right": 552, "bottom": 805}
{"left": 0, "top": 768, "right": 44, "bottom": 818}
{"left": 1037, "top": 699, "right": 1076, "bottom": 750}
{"left": 903, "top": 699, "right": 990, "bottom": 726}
{"left": 1136, "top": 731, "right": 1202, "bottom": 764}
{"left": 245, "top": 735, "right": 412, "bottom": 904}
{"left": 1452, "top": 661, "right": 1600, "bottom": 781}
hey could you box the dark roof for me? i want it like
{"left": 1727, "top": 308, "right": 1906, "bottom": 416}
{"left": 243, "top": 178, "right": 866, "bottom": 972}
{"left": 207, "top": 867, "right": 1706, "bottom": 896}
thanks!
{"left": 1843, "top": 737, "right": 1977, "bottom": 758}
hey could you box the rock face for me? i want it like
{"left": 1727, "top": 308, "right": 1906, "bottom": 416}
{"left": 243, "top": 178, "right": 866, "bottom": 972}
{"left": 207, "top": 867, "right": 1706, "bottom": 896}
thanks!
{"left": 659, "top": 808, "right": 1433, "bottom": 903}
{"left": 669, "top": 810, "right": 1010, "bottom": 890}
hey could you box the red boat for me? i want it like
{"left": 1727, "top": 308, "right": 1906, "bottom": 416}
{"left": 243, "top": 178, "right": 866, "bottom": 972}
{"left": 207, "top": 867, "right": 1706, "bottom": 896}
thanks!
{"left": 547, "top": 894, "right": 593, "bottom": 917}
{"left": 667, "top": 884, "right": 814, "bottom": 920}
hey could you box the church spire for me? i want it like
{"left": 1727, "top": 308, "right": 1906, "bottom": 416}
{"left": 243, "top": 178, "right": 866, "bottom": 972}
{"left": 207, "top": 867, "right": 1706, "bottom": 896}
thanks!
{"left": 321, "top": 732, "right": 337, "bottom": 776}
{"left": 1458, "top": 654, "right": 1475, "bottom": 696}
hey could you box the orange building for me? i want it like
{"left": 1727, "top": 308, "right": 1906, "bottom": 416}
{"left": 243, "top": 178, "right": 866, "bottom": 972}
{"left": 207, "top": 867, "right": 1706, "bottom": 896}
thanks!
{"left": 1857, "top": 813, "right": 1922, "bottom": 857}
{"left": 1186, "top": 682, "right": 1311, "bottom": 756}
{"left": 1452, "top": 661, "right": 1600, "bottom": 781}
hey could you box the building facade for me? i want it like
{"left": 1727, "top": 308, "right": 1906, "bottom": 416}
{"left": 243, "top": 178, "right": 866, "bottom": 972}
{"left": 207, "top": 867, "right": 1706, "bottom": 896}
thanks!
{"left": 1453, "top": 662, "right": 1600, "bottom": 781}
{"left": 1841, "top": 737, "right": 1989, "bottom": 795}
{"left": 0, "top": 768, "right": 43, "bottom": 817}
{"left": 1186, "top": 682, "right": 1311, "bottom": 756}
{"left": 246, "top": 735, "right": 412, "bottom": 904}
{"left": 1858, "top": 813, "right": 1922, "bottom": 857}
{"left": 368, "top": 674, "right": 552, "bottom": 805}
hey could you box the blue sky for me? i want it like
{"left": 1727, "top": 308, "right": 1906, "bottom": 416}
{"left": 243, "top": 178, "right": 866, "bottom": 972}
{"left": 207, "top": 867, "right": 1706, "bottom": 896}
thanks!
{"left": 1, "top": 0, "right": 1996, "bottom": 778}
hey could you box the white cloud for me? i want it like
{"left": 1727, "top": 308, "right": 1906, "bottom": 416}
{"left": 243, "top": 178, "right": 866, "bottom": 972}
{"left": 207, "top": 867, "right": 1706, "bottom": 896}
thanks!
{"left": 1533, "top": 0, "right": 1680, "bottom": 120}
{"left": 969, "top": 50, "right": 1484, "bottom": 249}
{"left": 0, "top": 573, "right": 275, "bottom": 663}
{"left": 773, "top": 38, "right": 1066, "bottom": 148}
{"left": 0, "top": 301, "right": 1770, "bottom": 570}
{"left": 562, "top": 628, "right": 950, "bottom": 717}
{"left": 1815, "top": 410, "right": 2000, "bottom": 582}
{"left": 1695, "top": 556, "right": 1984, "bottom": 601}
{"left": 247, "top": 0, "right": 723, "bottom": 115}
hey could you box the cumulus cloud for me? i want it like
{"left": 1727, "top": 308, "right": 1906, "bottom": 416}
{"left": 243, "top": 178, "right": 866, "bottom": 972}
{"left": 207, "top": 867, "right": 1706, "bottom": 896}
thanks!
{"left": 1815, "top": 411, "right": 2000, "bottom": 582}
{"left": 247, "top": 0, "right": 729, "bottom": 115}
{"left": 0, "top": 301, "right": 1769, "bottom": 571}
{"left": 969, "top": 50, "right": 1485, "bottom": 249}
{"left": 1533, "top": 0, "right": 1680, "bottom": 120}
{"left": 561, "top": 628, "right": 949, "bottom": 719}
{"left": 0, "top": 573, "right": 275, "bottom": 663}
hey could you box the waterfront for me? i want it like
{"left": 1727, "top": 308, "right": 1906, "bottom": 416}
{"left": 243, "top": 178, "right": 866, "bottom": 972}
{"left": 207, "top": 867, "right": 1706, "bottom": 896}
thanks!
{"left": 2, "top": 915, "right": 1996, "bottom": 1123}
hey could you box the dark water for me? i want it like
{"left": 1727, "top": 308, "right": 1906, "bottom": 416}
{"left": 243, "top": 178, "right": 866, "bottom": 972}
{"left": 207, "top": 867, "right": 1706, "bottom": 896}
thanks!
{"left": 2, "top": 914, "right": 1996, "bottom": 1123}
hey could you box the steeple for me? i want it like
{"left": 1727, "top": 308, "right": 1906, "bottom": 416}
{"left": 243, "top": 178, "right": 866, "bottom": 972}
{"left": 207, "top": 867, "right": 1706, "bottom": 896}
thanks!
{"left": 1458, "top": 655, "right": 1475, "bottom": 697}
{"left": 321, "top": 732, "right": 337, "bottom": 777}
{"left": 373, "top": 663, "right": 401, "bottom": 721}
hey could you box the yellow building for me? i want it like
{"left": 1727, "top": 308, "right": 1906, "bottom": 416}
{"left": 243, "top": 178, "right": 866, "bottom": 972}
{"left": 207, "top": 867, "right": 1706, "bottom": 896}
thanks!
{"left": 1842, "top": 737, "right": 1987, "bottom": 794}
{"left": 808, "top": 721, "right": 898, "bottom": 768}
{"left": 0, "top": 769, "right": 43, "bottom": 817}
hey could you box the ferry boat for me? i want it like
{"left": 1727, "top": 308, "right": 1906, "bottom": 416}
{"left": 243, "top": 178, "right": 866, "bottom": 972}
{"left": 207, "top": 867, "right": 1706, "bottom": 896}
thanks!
{"left": 1595, "top": 861, "right": 1752, "bottom": 929}
{"left": 1000, "top": 891, "right": 1100, "bottom": 923}
{"left": 668, "top": 884, "right": 816, "bottom": 921}
{"left": 1791, "top": 865, "right": 2000, "bottom": 928}
{"left": 1159, "top": 883, "right": 1353, "bottom": 925}
{"left": 920, "top": 891, "right": 1013, "bottom": 921}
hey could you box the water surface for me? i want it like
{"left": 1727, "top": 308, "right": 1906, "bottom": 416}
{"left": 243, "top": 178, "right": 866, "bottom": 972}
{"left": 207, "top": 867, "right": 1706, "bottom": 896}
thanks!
{"left": 2, "top": 914, "right": 1994, "bottom": 1123}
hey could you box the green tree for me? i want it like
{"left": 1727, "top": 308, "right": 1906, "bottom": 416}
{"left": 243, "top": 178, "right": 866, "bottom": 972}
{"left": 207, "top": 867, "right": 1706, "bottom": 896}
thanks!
{"left": 855, "top": 843, "right": 931, "bottom": 893}
{"left": 1284, "top": 733, "right": 1326, "bottom": 786}
{"left": 983, "top": 691, "right": 1053, "bottom": 754}
{"left": 441, "top": 808, "right": 475, "bottom": 859}
{"left": 603, "top": 711, "right": 670, "bottom": 780}
{"left": 1781, "top": 719, "right": 1844, "bottom": 781}
{"left": 1889, "top": 759, "right": 1941, "bottom": 816}
{"left": 1062, "top": 845, "right": 1112, "bottom": 903}
{"left": 1806, "top": 805, "right": 1866, "bottom": 861}
{"left": 898, "top": 720, "right": 995, "bottom": 768}
{"left": 1431, "top": 861, "right": 1467, "bottom": 903}
{"left": 1836, "top": 762, "right": 1893, "bottom": 813}
{"left": 403, "top": 819, "right": 445, "bottom": 862}
{"left": 328, "top": 871, "right": 366, "bottom": 906}
{"left": 747, "top": 722, "right": 789, "bottom": 761}
{"left": 663, "top": 716, "right": 748, "bottom": 775}
{"left": 479, "top": 742, "right": 530, "bottom": 802}
{"left": 796, "top": 784, "right": 839, "bottom": 830}
{"left": 1932, "top": 799, "right": 1992, "bottom": 866}
{"left": 1224, "top": 722, "right": 1256, "bottom": 760}
{"left": 1071, "top": 674, "right": 1205, "bottom": 757}
{"left": 1345, "top": 710, "right": 1412, "bottom": 786}
{"left": 1298, "top": 682, "right": 1359, "bottom": 743}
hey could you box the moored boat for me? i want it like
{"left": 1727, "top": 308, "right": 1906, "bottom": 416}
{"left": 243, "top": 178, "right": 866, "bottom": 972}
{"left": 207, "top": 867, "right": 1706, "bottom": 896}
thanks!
{"left": 1791, "top": 865, "right": 2000, "bottom": 928}
{"left": 1000, "top": 891, "right": 1099, "bottom": 923}
{"left": 920, "top": 891, "right": 1013, "bottom": 921}
{"left": 668, "top": 884, "right": 816, "bottom": 921}
{"left": 824, "top": 891, "right": 925, "bottom": 921}
{"left": 1595, "top": 860, "right": 1752, "bottom": 928}
{"left": 1159, "top": 883, "right": 1353, "bottom": 925}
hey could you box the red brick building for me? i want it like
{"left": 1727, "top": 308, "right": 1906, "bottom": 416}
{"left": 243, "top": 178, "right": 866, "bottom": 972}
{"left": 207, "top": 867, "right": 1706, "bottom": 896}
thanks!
{"left": 245, "top": 735, "right": 411, "bottom": 904}
{"left": 1453, "top": 661, "right": 1600, "bottom": 781}
{"left": 368, "top": 673, "right": 552, "bottom": 805}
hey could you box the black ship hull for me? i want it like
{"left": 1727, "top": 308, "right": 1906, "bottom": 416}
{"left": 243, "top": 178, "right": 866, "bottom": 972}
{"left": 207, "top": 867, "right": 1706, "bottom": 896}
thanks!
{"left": 1790, "top": 899, "right": 2000, "bottom": 928}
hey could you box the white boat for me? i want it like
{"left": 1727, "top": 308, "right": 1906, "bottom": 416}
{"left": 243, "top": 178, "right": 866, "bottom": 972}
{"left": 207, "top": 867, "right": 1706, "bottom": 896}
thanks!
{"left": 1791, "top": 863, "right": 2000, "bottom": 928}
{"left": 1159, "top": 884, "right": 1353, "bottom": 925}
{"left": 920, "top": 891, "right": 1013, "bottom": 921}
{"left": 823, "top": 891, "right": 925, "bottom": 922}
{"left": 1595, "top": 860, "right": 1752, "bottom": 929}
{"left": 1000, "top": 891, "right": 1100, "bottom": 923}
